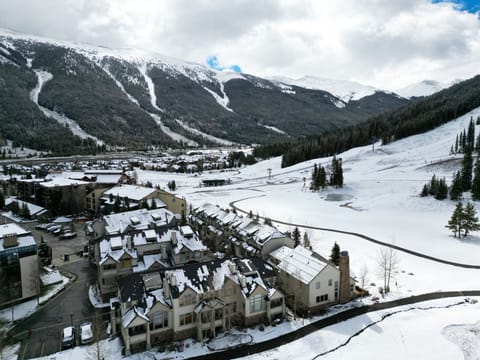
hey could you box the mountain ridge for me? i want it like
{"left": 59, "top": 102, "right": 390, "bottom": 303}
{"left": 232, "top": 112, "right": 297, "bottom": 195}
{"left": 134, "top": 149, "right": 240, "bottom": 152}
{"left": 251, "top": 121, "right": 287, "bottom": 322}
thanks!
{"left": 0, "top": 28, "right": 409, "bottom": 154}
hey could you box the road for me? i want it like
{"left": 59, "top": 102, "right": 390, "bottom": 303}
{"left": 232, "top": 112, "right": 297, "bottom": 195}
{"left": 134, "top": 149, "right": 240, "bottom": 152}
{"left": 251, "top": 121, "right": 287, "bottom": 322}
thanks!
{"left": 9, "top": 259, "right": 103, "bottom": 360}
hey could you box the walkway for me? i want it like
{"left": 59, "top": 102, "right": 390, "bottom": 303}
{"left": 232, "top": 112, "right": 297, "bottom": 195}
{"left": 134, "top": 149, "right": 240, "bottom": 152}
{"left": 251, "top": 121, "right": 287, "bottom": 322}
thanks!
{"left": 189, "top": 290, "right": 480, "bottom": 360}
{"left": 230, "top": 196, "right": 480, "bottom": 269}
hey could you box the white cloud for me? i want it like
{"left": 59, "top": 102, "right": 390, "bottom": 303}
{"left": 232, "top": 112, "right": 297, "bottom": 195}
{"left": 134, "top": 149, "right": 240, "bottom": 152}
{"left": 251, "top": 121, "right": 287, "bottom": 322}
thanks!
{"left": 0, "top": 0, "right": 479, "bottom": 89}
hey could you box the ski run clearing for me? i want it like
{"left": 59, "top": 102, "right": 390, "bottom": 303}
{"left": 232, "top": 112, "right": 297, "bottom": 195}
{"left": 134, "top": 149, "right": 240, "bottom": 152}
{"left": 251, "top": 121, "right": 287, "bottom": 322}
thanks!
{"left": 20, "top": 107, "right": 480, "bottom": 360}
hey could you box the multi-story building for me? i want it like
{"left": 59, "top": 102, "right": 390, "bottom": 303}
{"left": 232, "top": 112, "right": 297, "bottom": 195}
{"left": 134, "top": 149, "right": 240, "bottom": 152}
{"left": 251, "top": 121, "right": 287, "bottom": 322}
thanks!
{"left": 0, "top": 223, "right": 39, "bottom": 307}
{"left": 100, "top": 184, "right": 186, "bottom": 216}
{"left": 94, "top": 208, "right": 207, "bottom": 301}
{"left": 190, "top": 204, "right": 294, "bottom": 258}
{"left": 111, "top": 257, "right": 285, "bottom": 355}
{"left": 269, "top": 245, "right": 355, "bottom": 315}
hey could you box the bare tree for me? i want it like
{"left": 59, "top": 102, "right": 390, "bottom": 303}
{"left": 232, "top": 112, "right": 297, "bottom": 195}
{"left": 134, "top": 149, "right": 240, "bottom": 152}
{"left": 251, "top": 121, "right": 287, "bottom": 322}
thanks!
{"left": 358, "top": 264, "right": 369, "bottom": 289}
{"left": 377, "top": 247, "right": 399, "bottom": 294}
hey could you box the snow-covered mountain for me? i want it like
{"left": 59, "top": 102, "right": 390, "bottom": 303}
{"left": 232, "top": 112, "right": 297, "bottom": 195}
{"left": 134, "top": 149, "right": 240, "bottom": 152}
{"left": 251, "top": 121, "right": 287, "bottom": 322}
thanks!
{"left": 395, "top": 80, "right": 454, "bottom": 99}
{"left": 0, "top": 28, "right": 408, "bottom": 154}
{"left": 269, "top": 75, "right": 379, "bottom": 103}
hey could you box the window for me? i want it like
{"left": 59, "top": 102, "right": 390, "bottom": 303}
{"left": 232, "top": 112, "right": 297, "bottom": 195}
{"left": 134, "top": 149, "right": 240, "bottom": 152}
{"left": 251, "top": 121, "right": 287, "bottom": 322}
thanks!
{"left": 328, "top": 279, "right": 333, "bottom": 286}
{"left": 315, "top": 281, "right": 321, "bottom": 289}
{"left": 179, "top": 313, "right": 194, "bottom": 326}
{"left": 270, "top": 298, "right": 283, "bottom": 308}
{"left": 179, "top": 293, "right": 196, "bottom": 307}
{"left": 150, "top": 311, "right": 168, "bottom": 330}
{"left": 128, "top": 325, "right": 145, "bottom": 336}
{"left": 316, "top": 294, "right": 329, "bottom": 303}
{"left": 215, "top": 308, "right": 223, "bottom": 320}
{"left": 103, "top": 263, "right": 116, "bottom": 271}
{"left": 249, "top": 294, "right": 265, "bottom": 313}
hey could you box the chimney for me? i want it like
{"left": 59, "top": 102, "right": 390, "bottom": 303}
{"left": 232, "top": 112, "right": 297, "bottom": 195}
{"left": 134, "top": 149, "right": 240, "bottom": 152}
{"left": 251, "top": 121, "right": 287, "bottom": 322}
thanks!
{"left": 126, "top": 235, "right": 132, "bottom": 250}
{"left": 239, "top": 275, "right": 246, "bottom": 288}
{"left": 161, "top": 244, "right": 167, "bottom": 259}
{"left": 338, "top": 251, "right": 351, "bottom": 303}
{"left": 228, "top": 262, "right": 237, "bottom": 275}
{"left": 3, "top": 233, "right": 18, "bottom": 248}
{"left": 170, "top": 273, "right": 177, "bottom": 287}
{"left": 163, "top": 276, "right": 171, "bottom": 298}
{"left": 171, "top": 231, "right": 177, "bottom": 245}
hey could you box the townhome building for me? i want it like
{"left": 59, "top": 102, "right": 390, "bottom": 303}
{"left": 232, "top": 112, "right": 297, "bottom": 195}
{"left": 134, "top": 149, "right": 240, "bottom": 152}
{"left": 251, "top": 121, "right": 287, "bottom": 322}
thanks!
{"left": 190, "top": 204, "right": 294, "bottom": 259}
{"left": 269, "top": 245, "right": 355, "bottom": 315}
{"left": 111, "top": 257, "right": 286, "bottom": 355}
{"left": 94, "top": 209, "right": 208, "bottom": 301}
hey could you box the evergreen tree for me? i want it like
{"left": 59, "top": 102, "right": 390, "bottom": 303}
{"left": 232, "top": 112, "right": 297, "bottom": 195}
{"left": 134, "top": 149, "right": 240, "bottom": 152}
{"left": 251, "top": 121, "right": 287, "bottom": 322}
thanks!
{"left": 450, "top": 171, "right": 463, "bottom": 201}
{"left": 467, "top": 117, "right": 475, "bottom": 149}
{"left": 462, "top": 147, "right": 473, "bottom": 191}
{"left": 463, "top": 202, "right": 480, "bottom": 237}
{"left": 310, "top": 164, "right": 318, "bottom": 191}
{"left": 330, "top": 242, "right": 340, "bottom": 266}
{"left": 447, "top": 202, "right": 464, "bottom": 238}
{"left": 113, "top": 195, "right": 121, "bottom": 213}
{"left": 292, "top": 226, "right": 301, "bottom": 247}
{"left": 420, "top": 184, "right": 429, "bottom": 197}
{"left": 0, "top": 191, "right": 4, "bottom": 209}
{"left": 303, "top": 231, "right": 310, "bottom": 248}
{"left": 435, "top": 177, "right": 448, "bottom": 200}
{"left": 472, "top": 160, "right": 480, "bottom": 200}
{"left": 428, "top": 174, "right": 437, "bottom": 196}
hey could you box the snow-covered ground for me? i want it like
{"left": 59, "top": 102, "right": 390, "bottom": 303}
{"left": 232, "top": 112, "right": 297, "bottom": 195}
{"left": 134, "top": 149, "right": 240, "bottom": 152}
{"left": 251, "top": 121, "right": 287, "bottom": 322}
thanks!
{"left": 136, "top": 106, "right": 480, "bottom": 359}
{"left": 15, "top": 107, "right": 480, "bottom": 360}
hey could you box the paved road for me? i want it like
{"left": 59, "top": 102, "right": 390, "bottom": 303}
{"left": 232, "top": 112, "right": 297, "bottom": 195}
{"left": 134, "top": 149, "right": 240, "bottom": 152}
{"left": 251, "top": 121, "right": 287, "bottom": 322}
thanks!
{"left": 189, "top": 290, "right": 480, "bottom": 360}
{"left": 9, "top": 259, "right": 102, "bottom": 360}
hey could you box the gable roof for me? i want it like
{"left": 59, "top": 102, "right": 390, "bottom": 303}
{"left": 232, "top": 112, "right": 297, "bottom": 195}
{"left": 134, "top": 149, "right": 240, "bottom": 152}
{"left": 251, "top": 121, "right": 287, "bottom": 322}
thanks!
{"left": 270, "top": 246, "right": 331, "bottom": 285}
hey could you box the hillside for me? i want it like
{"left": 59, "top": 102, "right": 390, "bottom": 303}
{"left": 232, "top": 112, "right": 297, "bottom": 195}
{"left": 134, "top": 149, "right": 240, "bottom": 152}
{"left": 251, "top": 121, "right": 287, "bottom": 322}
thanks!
{"left": 0, "top": 30, "right": 408, "bottom": 154}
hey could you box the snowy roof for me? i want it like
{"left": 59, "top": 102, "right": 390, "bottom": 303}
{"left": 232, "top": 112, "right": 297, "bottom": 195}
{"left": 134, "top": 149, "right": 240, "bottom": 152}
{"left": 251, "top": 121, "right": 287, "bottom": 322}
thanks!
{"left": 5, "top": 197, "right": 47, "bottom": 216}
{"left": 0, "top": 234, "right": 36, "bottom": 252}
{"left": 103, "top": 184, "right": 156, "bottom": 201}
{"left": 99, "top": 237, "right": 137, "bottom": 265}
{"left": 103, "top": 208, "right": 175, "bottom": 235}
{"left": 0, "top": 223, "right": 30, "bottom": 238}
{"left": 122, "top": 307, "right": 150, "bottom": 328}
{"left": 271, "top": 246, "right": 329, "bottom": 285}
{"left": 40, "top": 176, "right": 89, "bottom": 188}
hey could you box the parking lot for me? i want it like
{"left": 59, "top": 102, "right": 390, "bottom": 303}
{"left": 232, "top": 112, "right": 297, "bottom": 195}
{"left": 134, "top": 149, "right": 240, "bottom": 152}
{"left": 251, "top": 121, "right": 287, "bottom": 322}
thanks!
{"left": 19, "top": 218, "right": 90, "bottom": 267}
{"left": 4, "top": 217, "right": 108, "bottom": 359}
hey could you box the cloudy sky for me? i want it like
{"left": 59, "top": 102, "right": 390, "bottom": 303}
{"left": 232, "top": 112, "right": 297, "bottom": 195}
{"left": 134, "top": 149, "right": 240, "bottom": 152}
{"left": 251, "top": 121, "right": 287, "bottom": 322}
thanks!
{"left": 0, "top": 0, "right": 479, "bottom": 90}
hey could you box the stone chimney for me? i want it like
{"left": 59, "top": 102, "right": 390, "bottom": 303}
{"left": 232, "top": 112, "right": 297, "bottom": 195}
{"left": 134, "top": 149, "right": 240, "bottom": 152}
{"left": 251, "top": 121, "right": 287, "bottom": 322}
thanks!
{"left": 338, "top": 251, "right": 351, "bottom": 304}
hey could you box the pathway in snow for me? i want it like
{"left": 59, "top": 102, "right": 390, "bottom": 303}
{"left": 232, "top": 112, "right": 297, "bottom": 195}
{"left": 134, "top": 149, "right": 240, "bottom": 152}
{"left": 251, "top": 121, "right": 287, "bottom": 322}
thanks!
{"left": 189, "top": 292, "right": 480, "bottom": 360}
{"left": 30, "top": 70, "right": 105, "bottom": 146}
{"left": 230, "top": 195, "right": 480, "bottom": 269}
{"left": 138, "top": 63, "right": 198, "bottom": 146}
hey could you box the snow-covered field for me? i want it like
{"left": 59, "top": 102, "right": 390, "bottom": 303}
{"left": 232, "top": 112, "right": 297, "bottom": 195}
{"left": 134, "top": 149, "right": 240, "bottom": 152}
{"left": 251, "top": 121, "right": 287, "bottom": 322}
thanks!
{"left": 20, "top": 107, "right": 480, "bottom": 360}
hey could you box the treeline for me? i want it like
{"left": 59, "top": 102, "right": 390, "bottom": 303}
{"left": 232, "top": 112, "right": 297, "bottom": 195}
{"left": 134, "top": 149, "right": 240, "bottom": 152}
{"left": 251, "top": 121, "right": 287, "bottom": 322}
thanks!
{"left": 254, "top": 75, "right": 480, "bottom": 168}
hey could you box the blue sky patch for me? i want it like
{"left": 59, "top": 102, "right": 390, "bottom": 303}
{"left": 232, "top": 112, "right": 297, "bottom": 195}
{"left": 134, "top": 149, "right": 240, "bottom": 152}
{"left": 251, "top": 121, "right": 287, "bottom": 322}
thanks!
{"left": 206, "top": 55, "right": 242, "bottom": 73}
{"left": 432, "top": 0, "right": 480, "bottom": 14}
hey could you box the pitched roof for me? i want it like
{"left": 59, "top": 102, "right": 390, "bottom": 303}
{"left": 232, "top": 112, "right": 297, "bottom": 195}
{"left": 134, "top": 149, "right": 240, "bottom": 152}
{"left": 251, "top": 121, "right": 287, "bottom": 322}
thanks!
{"left": 271, "top": 246, "right": 330, "bottom": 285}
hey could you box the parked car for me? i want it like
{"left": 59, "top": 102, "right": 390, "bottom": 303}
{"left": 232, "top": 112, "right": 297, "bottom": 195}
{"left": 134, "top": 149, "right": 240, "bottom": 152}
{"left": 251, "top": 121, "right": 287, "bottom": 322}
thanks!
{"left": 47, "top": 224, "right": 62, "bottom": 233}
{"left": 79, "top": 322, "right": 93, "bottom": 345}
{"left": 60, "top": 231, "right": 77, "bottom": 239}
{"left": 61, "top": 326, "right": 75, "bottom": 349}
